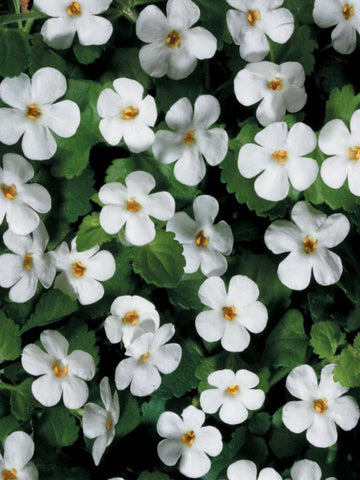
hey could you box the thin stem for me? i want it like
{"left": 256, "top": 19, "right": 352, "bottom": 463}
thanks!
{"left": 0, "top": 381, "right": 18, "bottom": 391}
{"left": 23, "top": 18, "right": 34, "bottom": 34}
{"left": 11, "top": 0, "right": 23, "bottom": 29}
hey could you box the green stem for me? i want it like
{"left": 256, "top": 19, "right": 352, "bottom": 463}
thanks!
{"left": 122, "top": 6, "right": 138, "bottom": 22}
{"left": 23, "top": 18, "right": 34, "bottom": 34}
{"left": 69, "top": 408, "right": 83, "bottom": 419}
{"left": 11, "top": 0, "right": 23, "bottom": 29}
{"left": 268, "top": 366, "right": 293, "bottom": 389}
{"left": 0, "top": 381, "right": 18, "bottom": 391}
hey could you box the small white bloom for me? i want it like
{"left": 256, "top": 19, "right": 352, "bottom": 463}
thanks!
{"left": 115, "top": 323, "right": 181, "bottom": 397}
{"left": 97, "top": 78, "right": 157, "bottom": 153}
{"left": 34, "top": 0, "right": 113, "bottom": 49}
{"left": 0, "top": 154, "right": 51, "bottom": 235}
{"left": 157, "top": 405, "right": 223, "bottom": 479}
{"left": 226, "top": 0, "right": 294, "bottom": 62}
{"left": 200, "top": 369, "right": 265, "bottom": 425}
{"left": 195, "top": 276, "right": 268, "bottom": 352}
{"left": 287, "top": 459, "right": 337, "bottom": 480}
{"left": 319, "top": 109, "right": 360, "bottom": 196}
{"left": 282, "top": 364, "right": 360, "bottom": 448}
{"left": 99, "top": 171, "right": 175, "bottom": 246}
{"left": 0, "top": 68, "right": 80, "bottom": 160}
{"left": 234, "top": 61, "right": 307, "bottom": 127}
{"left": 238, "top": 122, "right": 318, "bottom": 201}
{"left": 166, "top": 195, "right": 233, "bottom": 277}
{"left": 0, "top": 431, "right": 38, "bottom": 480}
{"left": 54, "top": 237, "right": 116, "bottom": 305}
{"left": 264, "top": 201, "right": 350, "bottom": 290}
{"left": 136, "top": 0, "right": 217, "bottom": 80}
{"left": 82, "top": 377, "right": 120, "bottom": 466}
{"left": 226, "top": 460, "right": 282, "bottom": 480}
{"left": 0, "top": 223, "right": 56, "bottom": 303}
{"left": 152, "top": 95, "right": 228, "bottom": 186}
{"left": 105, "top": 295, "right": 160, "bottom": 348}
{"left": 21, "top": 329, "right": 95, "bottom": 409}
{"left": 313, "top": 0, "right": 360, "bottom": 54}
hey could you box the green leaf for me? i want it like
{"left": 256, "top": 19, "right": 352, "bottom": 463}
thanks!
{"left": 325, "top": 84, "right": 360, "bottom": 123}
{"left": 141, "top": 397, "right": 167, "bottom": 426}
{"left": 133, "top": 230, "right": 185, "bottom": 288}
{"left": 310, "top": 321, "right": 345, "bottom": 359}
{"left": 29, "top": 34, "right": 66, "bottom": 74}
{"left": 36, "top": 406, "right": 79, "bottom": 447}
{"left": 168, "top": 271, "right": 205, "bottom": 310}
{"left": 108, "top": 48, "right": 151, "bottom": 90}
{"left": 240, "top": 435, "right": 269, "bottom": 465}
{"left": 0, "top": 416, "right": 20, "bottom": 445}
{"left": 334, "top": 334, "right": 360, "bottom": 387}
{"left": 137, "top": 473, "right": 170, "bottom": 480}
{"left": 73, "top": 43, "right": 103, "bottom": 64}
{"left": 0, "top": 313, "right": 21, "bottom": 362}
{"left": 64, "top": 321, "right": 100, "bottom": 367}
{"left": 195, "top": 351, "right": 229, "bottom": 393}
{"left": 58, "top": 168, "right": 96, "bottom": 222}
{"left": 10, "top": 378, "right": 37, "bottom": 421}
{"left": 0, "top": 11, "right": 47, "bottom": 25}
{"left": 265, "top": 310, "right": 308, "bottom": 368}
{"left": 249, "top": 412, "right": 272, "bottom": 436}
{"left": 21, "top": 290, "right": 78, "bottom": 334}
{"left": 269, "top": 423, "right": 307, "bottom": 458}
{"left": 285, "top": 0, "right": 315, "bottom": 24}
{"left": 76, "top": 212, "right": 113, "bottom": 251}
{"left": 0, "top": 28, "right": 28, "bottom": 77}
{"left": 116, "top": 393, "right": 141, "bottom": 437}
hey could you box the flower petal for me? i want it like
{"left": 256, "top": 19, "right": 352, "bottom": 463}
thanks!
{"left": 227, "top": 460, "right": 257, "bottom": 480}
{"left": 195, "top": 310, "right": 224, "bottom": 342}
{"left": 263, "top": 8, "right": 294, "bottom": 44}
{"left": 193, "top": 195, "right": 219, "bottom": 226}
{"left": 319, "top": 119, "right": 350, "bottom": 155}
{"left": 136, "top": 5, "right": 168, "bottom": 43}
{"left": 306, "top": 414, "right": 338, "bottom": 448}
{"left": 286, "top": 156, "right": 319, "bottom": 191}
{"left": 9, "top": 271, "right": 38, "bottom": 303}
{"left": 0, "top": 254, "right": 23, "bottom": 288}
{"left": 152, "top": 130, "right": 184, "bottom": 164}
{"left": 41, "top": 329, "right": 69, "bottom": 358}
{"left": 4, "top": 432, "right": 34, "bottom": 470}
{"left": 227, "top": 275, "right": 259, "bottom": 307}
{"left": 328, "top": 396, "right": 360, "bottom": 430}
{"left": 92, "top": 434, "right": 108, "bottom": 466}
{"left": 115, "top": 358, "right": 137, "bottom": 391}
{"left": 125, "top": 213, "right": 155, "bottom": 246}
{"left": 87, "top": 250, "right": 116, "bottom": 281}
{"left": 67, "top": 350, "right": 95, "bottom": 380}
{"left": 139, "top": 42, "right": 169, "bottom": 78}
{"left": 166, "top": 0, "right": 200, "bottom": 30}
{"left": 31, "top": 374, "right": 62, "bottom": 407}
{"left": 221, "top": 322, "right": 250, "bottom": 352}
{"left": 21, "top": 344, "right": 52, "bottom": 376}
{"left": 99, "top": 205, "right": 127, "bottom": 234}
{"left": 238, "top": 144, "right": 271, "bottom": 178}
{"left": 0, "top": 73, "right": 31, "bottom": 109}
{"left": 286, "top": 364, "right": 318, "bottom": 400}
{"left": 264, "top": 220, "right": 302, "bottom": 254}
{"left": 239, "top": 301, "right": 268, "bottom": 334}
{"left": 183, "top": 27, "right": 217, "bottom": 60}
{"left": 40, "top": 18, "right": 77, "bottom": 49}
{"left": 180, "top": 449, "right": 211, "bottom": 478}
{"left": 312, "top": 249, "right": 343, "bottom": 286}
{"left": 31, "top": 67, "right": 67, "bottom": 103}
{"left": 42, "top": 100, "right": 80, "bottom": 138}
{"left": 123, "top": 122, "right": 155, "bottom": 153}
{"left": 0, "top": 108, "right": 27, "bottom": 145}
{"left": 76, "top": 277, "right": 105, "bottom": 305}
{"left": 198, "top": 276, "right": 227, "bottom": 308}
{"left": 317, "top": 214, "right": 350, "bottom": 248}
{"left": 200, "top": 388, "right": 224, "bottom": 414}
{"left": 254, "top": 164, "right": 290, "bottom": 201}
{"left": 173, "top": 148, "right": 206, "bottom": 186}
{"left": 167, "top": 47, "right": 197, "bottom": 80}
{"left": 146, "top": 192, "right": 175, "bottom": 220}
{"left": 77, "top": 15, "right": 113, "bottom": 46}
{"left": 197, "top": 128, "right": 228, "bottom": 166}
{"left": 195, "top": 426, "right": 222, "bottom": 456}
{"left": 130, "top": 363, "right": 161, "bottom": 396}
{"left": 282, "top": 400, "right": 314, "bottom": 433}
{"left": 157, "top": 439, "right": 182, "bottom": 466}
{"left": 157, "top": 411, "right": 183, "bottom": 438}
{"left": 291, "top": 201, "right": 327, "bottom": 232}
{"left": 151, "top": 344, "right": 182, "bottom": 374}
{"left": 287, "top": 122, "right": 317, "bottom": 156}
{"left": 62, "top": 375, "right": 89, "bottom": 409}
{"left": 21, "top": 123, "right": 57, "bottom": 160}
{"left": 82, "top": 403, "right": 107, "bottom": 439}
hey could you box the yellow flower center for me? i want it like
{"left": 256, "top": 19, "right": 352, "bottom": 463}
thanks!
{"left": 347, "top": 146, "right": 360, "bottom": 161}
{"left": 181, "top": 430, "right": 195, "bottom": 446}
{"left": 302, "top": 236, "right": 318, "bottom": 254}
{"left": 247, "top": 9, "right": 260, "bottom": 26}
{"left": 166, "top": 30, "right": 181, "bottom": 48}
{"left": 1, "top": 469, "right": 17, "bottom": 480}
{"left": 26, "top": 104, "right": 42, "bottom": 120}
{"left": 139, "top": 351, "right": 150, "bottom": 363}
{"left": 23, "top": 253, "right": 33, "bottom": 270}
{"left": 343, "top": 4, "right": 354, "bottom": 19}
{"left": 226, "top": 384, "right": 240, "bottom": 395}
{"left": 67, "top": 1, "right": 81, "bottom": 15}
{"left": 184, "top": 130, "right": 196, "bottom": 146}
{"left": 72, "top": 261, "right": 87, "bottom": 278}
{"left": 106, "top": 419, "right": 113, "bottom": 430}
{"left": 53, "top": 362, "right": 68, "bottom": 378}
{"left": 222, "top": 306, "right": 237, "bottom": 321}
{"left": 1, "top": 184, "right": 17, "bottom": 200}
{"left": 122, "top": 310, "right": 139, "bottom": 325}
{"left": 272, "top": 150, "right": 288, "bottom": 164}
{"left": 313, "top": 398, "right": 328, "bottom": 414}
{"left": 195, "top": 230, "right": 209, "bottom": 248}
{"left": 126, "top": 198, "right": 142, "bottom": 212}
{"left": 267, "top": 77, "right": 283, "bottom": 91}
{"left": 123, "top": 107, "right": 139, "bottom": 120}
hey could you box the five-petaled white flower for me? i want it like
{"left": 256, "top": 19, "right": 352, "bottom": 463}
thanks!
{"left": 264, "top": 201, "right": 350, "bottom": 290}
{"left": 234, "top": 61, "right": 307, "bottom": 127}
{"left": 0, "top": 431, "right": 38, "bottom": 480}
{"left": 157, "top": 405, "right": 223, "bottom": 478}
{"left": 21, "top": 329, "right": 96, "bottom": 409}
{"left": 195, "top": 275, "right": 267, "bottom": 351}
{"left": 0, "top": 222, "right": 56, "bottom": 303}
{"left": 238, "top": 122, "right": 318, "bottom": 201}
{"left": 0, "top": 68, "right": 80, "bottom": 160}
{"left": 97, "top": 78, "right": 157, "bottom": 153}
{"left": 0, "top": 154, "right": 51, "bottom": 235}
{"left": 200, "top": 369, "right": 265, "bottom": 425}
{"left": 54, "top": 237, "right": 116, "bottom": 305}
{"left": 82, "top": 377, "right": 120, "bottom": 466}
{"left": 166, "top": 195, "right": 233, "bottom": 277}
{"left": 152, "top": 95, "right": 228, "bottom": 186}
{"left": 287, "top": 459, "right": 337, "bottom": 480}
{"left": 115, "top": 323, "right": 182, "bottom": 397}
{"left": 99, "top": 171, "right": 175, "bottom": 246}
{"left": 105, "top": 295, "right": 160, "bottom": 348}
{"left": 34, "top": 0, "right": 113, "bottom": 49}
{"left": 319, "top": 109, "right": 360, "bottom": 196}
{"left": 226, "top": 0, "right": 294, "bottom": 62}
{"left": 313, "top": 0, "right": 360, "bottom": 55}
{"left": 136, "top": 0, "right": 217, "bottom": 80}
{"left": 226, "top": 460, "right": 282, "bottom": 480}
{"left": 282, "top": 364, "right": 360, "bottom": 448}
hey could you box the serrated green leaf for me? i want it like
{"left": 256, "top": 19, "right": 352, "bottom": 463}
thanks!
{"left": 141, "top": 397, "right": 167, "bottom": 426}
{"left": 168, "top": 271, "right": 205, "bottom": 310}
{"left": 249, "top": 412, "right": 272, "bottom": 436}
{"left": 0, "top": 313, "right": 21, "bottom": 362}
{"left": 116, "top": 392, "right": 141, "bottom": 437}
{"left": 37, "top": 405, "right": 79, "bottom": 447}
{"left": 334, "top": 335, "right": 360, "bottom": 387}
{"left": 76, "top": 212, "right": 112, "bottom": 251}
{"left": 0, "top": 28, "right": 28, "bottom": 77}
{"left": 310, "top": 321, "right": 345, "bottom": 359}
{"left": 64, "top": 321, "right": 100, "bottom": 367}
{"left": 29, "top": 34, "right": 66, "bottom": 74}
{"left": 10, "top": 378, "right": 37, "bottom": 421}
{"left": 73, "top": 43, "right": 103, "bottom": 64}
{"left": 325, "top": 84, "right": 360, "bottom": 123}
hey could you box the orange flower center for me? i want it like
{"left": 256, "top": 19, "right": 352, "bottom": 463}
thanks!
{"left": 302, "top": 236, "right": 318, "bottom": 254}
{"left": 53, "top": 362, "right": 68, "bottom": 378}
{"left": 67, "top": 1, "right": 81, "bottom": 15}
{"left": 313, "top": 398, "right": 328, "bottom": 413}
{"left": 184, "top": 130, "right": 196, "bottom": 146}
{"left": 347, "top": 146, "right": 360, "bottom": 161}
{"left": 195, "top": 230, "right": 209, "bottom": 248}
{"left": 267, "top": 77, "right": 283, "bottom": 91}
{"left": 126, "top": 198, "right": 142, "bottom": 212}
{"left": 72, "top": 261, "right": 87, "bottom": 278}
{"left": 26, "top": 104, "right": 42, "bottom": 120}
{"left": 247, "top": 9, "right": 260, "bottom": 26}
{"left": 23, "top": 253, "right": 33, "bottom": 270}
{"left": 1, "top": 184, "right": 17, "bottom": 200}
{"left": 272, "top": 150, "right": 288, "bottom": 164}
{"left": 343, "top": 4, "right": 354, "bottom": 19}
{"left": 122, "top": 310, "right": 139, "bottom": 325}
{"left": 166, "top": 30, "right": 181, "bottom": 48}
{"left": 181, "top": 430, "right": 195, "bottom": 446}
{"left": 106, "top": 419, "right": 113, "bottom": 430}
{"left": 226, "top": 384, "right": 240, "bottom": 395}
{"left": 222, "top": 306, "right": 237, "bottom": 321}
{"left": 1, "top": 469, "right": 17, "bottom": 480}
{"left": 139, "top": 352, "right": 150, "bottom": 363}
{"left": 123, "top": 107, "right": 139, "bottom": 120}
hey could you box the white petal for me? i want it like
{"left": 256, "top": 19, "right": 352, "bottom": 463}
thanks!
{"left": 97, "top": 88, "right": 123, "bottom": 118}
{"left": 4, "top": 431, "right": 34, "bottom": 470}
{"left": 21, "top": 123, "right": 57, "bottom": 161}
{"left": 123, "top": 123, "right": 155, "bottom": 153}
{"left": 136, "top": 5, "right": 168, "bottom": 43}
{"left": 200, "top": 388, "right": 224, "bottom": 414}
{"left": 312, "top": 249, "right": 343, "bottom": 286}
{"left": 2, "top": 229, "right": 31, "bottom": 255}
{"left": 197, "top": 128, "right": 228, "bottom": 166}
{"left": 240, "top": 388, "right": 265, "bottom": 410}
{"left": 195, "top": 310, "right": 224, "bottom": 342}
{"left": 290, "top": 460, "right": 322, "bottom": 480}
{"left": 174, "top": 148, "right": 206, "bottom": 186}
{"left": 347, "top": 161, "right": 360, "bottom": 195}
{"left": 2, "top": 153, "right": 34, "bottom": 182}
{"left": 181, "top": 405, "right": 205, "bottom": 430}
{"left": 262, "top": 9, "right": 294, "bottom": 44}
{"left": 234, "top": 68, "right": 266, "bottom": 106}
{"left": 125, "top": 213, "right": 155, "bottom": 246}
{"left": 318, "top": 363, "right": 348, "bottom": 399}
{"left": 99, "top": 205, "right": 127, "bottom": 234}
{"left": 0, "top": 73, "right": 31, "bottom": 108}
{"left": 320, "top": 155, "right": 350, "bottom": 190}
{"left": 113, "top": 78, "right": 144, "bottom": 104}
{"left": 0, "top": 254, "right": 23, "bottom": 288}
{"left": 146, "top": 192, "right": 175, "bottom": 220}
{"left": 256, "top": 92, "right": 286, "bottom": 127}
{"left": 227, "top": 275, "right": 259, "bottom": 307}
{"left": 208, "top": 371, "right": 237, "bottom": 391}
{"left": 99, "top": 182, "right": 127, "bottom": 204}
{"left": 283, "top": 85, "right": 307, "bottom": 114}
{"left": 42, "top": 100, "right": 80, "bottom": 138}
{"left": 183, "top": 244, "right": 201, "bottom": 273}
{"left": 167, "top": 47, "right": 197, "bottom": 80}
{"left": 179, "top": 448, "right": 211, "bottom": 478}
{"left": 238, "top": 144, "right": 271, "bottom": 178}
{"left": 40, "top": 18, "right": 77, "bottom": 49}
{"left": 88, "top": 0, "right": 113, "bottom": 15}
{"left": 195, "top": 426, "right": 222, "bottom": 456}
{"left": 166, "top": 211, "right": 197, "bottom": 243}
{"left": 240, "top": 28, "right": 270, "bottom": 63}
{"left": 332, "top": 22, "right": 357, "bottom": 55}
{"left": 277, "top": 250, "right": 313, "bottom": 290}
{"left": 221, "top": 322, "right": 250, "bottom": 352}
{"left": 165, "top": 97, "right": 193, "bottom": 131}
{"left": 306, "top": 414, "right": 338, "bottom": 448}
{"left": 193, "top": 195, "right": 219, "bottom": 226}
{"left": 286, "top": 364, "right": 318, "bottom": 400}
{"left": 0, "top": 109, "right": 27, "bottom": 145}
{"left": 92, "top": 434, "right": 108, "bottom": 466}
{"left": 31, "top": 374, "right": 62, "bottom": 407}
{"left": 254, "top": 165, "right": 290, "bottom": 201}
{"left": 313, "top": 0, "right": 343, "bottom": 27}
{"left": 227, "top": 460, "right": 257, "bottom": 480}
{"left": 182, "top": 27, "right": 217, "bottom": 60}
{"left": 239, "top": 301, "right": 268, "bottom": 334}
{"left": 290, "top": 201, "right": 327, "bottom": 232}
{"left": 125, "top": 170, "right": 156, "bottom": 195}
{"left": 87, "top": 250, "right": 116, "bottom": 281}
{"left": 7, "top": 203, "right": 39, "bottom": 235}
{"left": 319, "top": 119, "right": 350, "bottom": 155}
{"left": 198, "top": 276, "right": 227, "bottom": 308}
{"left": 130, "top": 363, "right": 161, "bottom": 396}
{"left": 21, "top": 184, "right": 51, "bottom": 213}
{"left": 206, "top": 221, "right": 233, "bottom": 255}
{"left": 152, "top": 130, "right": 184, "bottom": 164}
{"left": 82, "top": 403, "right": 107, "bottom": 438}
{"left": 317, "top": 214, "right": 350, "bottom": 248}
{"left": 76, "top": 277, "right": 105, "bottom": 305}
{"left": 99, "top": 117, "right": 123, "bottom": 146}
{"left": 166, "top": 0, "right": 200, "bottom": 30}
{"left": 219, "top": 397, "right": 248, "bottom": 424}
{"left": 200, "top": 248, "right": 228, "bottom": 277}
{"left": 77, "top": 15, "right": 113, "bottom": 46}
{"left": 66, "top": 350, "right": 95, "bottom": 380}
{"left": 139, "top": 42, "right": 169, "bottom": 78}
{"left": 282, "top": 400, "right": 314, "bottom": 433}
{"left": 157, "top": 411, "right": 183, "bottom": 438}
{"left": 115, "top": 358, "right": 137, "bottom": 390}
{"left": 255, "top": 121, "right": 288, "bottom": 150}
{"left": 328, "top": 396, "right": 360, "bottom": 430}
{"left": 62, "top": 376, "right": 89, "bottom": 409}
{"left": 157, "top": 439, "right": 182, "bottom": 466}
{"left": 193, "top": 95, "right": 220, "bottom": 129}
{"left": 31, "top": 67, "right": 67, "bottom": 103}
{"left": 151, "top": 344, "right": 182, "bottom": 374}
{"left": 286, "top": 156, "right": 319, "bottom": 191}
{"left": 9, "top": 272, "right": 38, "bottom": 303}
{"left": 287, "top": 123, "right": 317, "bottom": 157}
{"left": 258, "top": 468, "right": 283, "bottom": 480}
{"left": 40, "top": 329, "right": 69, "bottom": 358}
{"left": 21, "top": 344, "right": 52, "bottom": 376}
{"left": 139, "top": 95, "right": 157, "bottom": 127}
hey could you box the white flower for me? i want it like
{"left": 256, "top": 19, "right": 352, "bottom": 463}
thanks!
{"left": 226, "top": 460, "right": 282, "bottom": 480}
{"left": 152, "top": 95, "right": 228, "bottom": 186}
{"left": 0, "top": 68, "right": 80, "bottom": 160}
{"left": 0, "top": 154, "right": 51, "bottom": 235}
{"left": 200, "top": 369, "right": 265, "bottom": 425}
{"left": 238, "top": 122, "right": 318, "bottom": 201}
{"left": 115, "top": 323, "right": 181, "bottom": 397}
{"left": 82, "top": 377, "right": 120, "bottom": 466}
{"left": 234, "top": 61, "right": 307, "bottom": 127}
{"left": 104, "top": 295, "right": 160, "bottom": 348}
{"left": 99, "top": 171, "right": 175, "bottom": 246}
{"left": 282, "top": 364, "right": 360, "bottom": 448}
{"left": 313, "top": 0, "right": 360, "bottom": 54}
{"left": 34, "top": 0, "right": 113, "bottom": 49}
{"left": 21, "top": 329, "right": 95, "bottom": 409}
{"left": 195, "top": 275, "right": 268, "bottom": 352}
{"left": 97, "top": 78, "right": 157, "bottom": 153}
{"left": 157, "top": 405, "right": 223, "bottom": 479}
{"left": 319, "top": 109, "right": 360, "bottom": 196}
{"left": 264, "top": 201, "right": 350, "bottom": 290}
{"left": 226, "top": 0, "right": 294, "bottom": 62}
{"left": 166, "top": 195, "right": 233, "bottom": 277}
{"left": 0, "top": 223, "right": 56, "bottom": 303}
{"left": 136, "top": 0, "right": 217, "bottom": 80}
{"left": 287, "top": 459, "right": 337, "bottom": 480}
{"left": 0, "top": 431, "right": 38, "bottom": 480}
{"left": 54, "top": 237, "right": 116, "bottom": 305}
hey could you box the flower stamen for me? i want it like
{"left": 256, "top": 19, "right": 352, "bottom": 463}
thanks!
{"left": 222, "top": 306, "right": 237, "bottom": 321}
{"left": 53, "top": 362, "right": 68, "bottom": 378}
{"left": 1, "top": 184, "right": 17, "bottom": 200}
{"left": 343, "top": 4, "right": 354, "bottom": 19}
{"left": 126, "top": 198, "right": 142, "bottom": 212}
{"left": 122, "top": 310, "right": 139, "bottom": 325}
{"left": 1, "top": 469, "right": 17, "bottom": 480}
{"left": 184, "top": 130, "right": 196, "bottom": 146}
{"left": 347, "top": 146, "right": 360, "bottom": 161}
{"left": 123, "top": 107, "right": 139, "bottom": 120}
{"left": 313, "top": 398, "right": 328, "bottom": 413}
{"left": 247, "top": 9, "right": 260, "bottom": 26}
{"left": 166, "top": 30, "right": 181, "bottom": 48}
{"left": 106, "top": 419, "right": 113, "bottom": 430}
{"left": 26, "top": 104, "right": 42, "bottom": 120}
{"left": 23, "top": 253, "right": 33, "bottom": 270}
{"left": 302, "top": 236, "right": 318, "bottom": 254}
{"left": 195, "top": 230, "right": 209, "bottom": 248}
{"left": 67, "top": 1, "right": 81, "bottom": 15}
{"left": 267, "top": 77, "right": 283, "bottom": 91}
{"left": 226, "top": 384, "right": 240, "bottom": 395}
{"left": 272, "top": 150, "right": 288, "bottom": 164}
{"left": 181, "top": 430, "right": 195, "bottom": 446}
{"left": 72, "top": 261, "right": 87, "bottom": 278}
{"left": 139, "top": 352, "right": 150, "bottom": 363}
